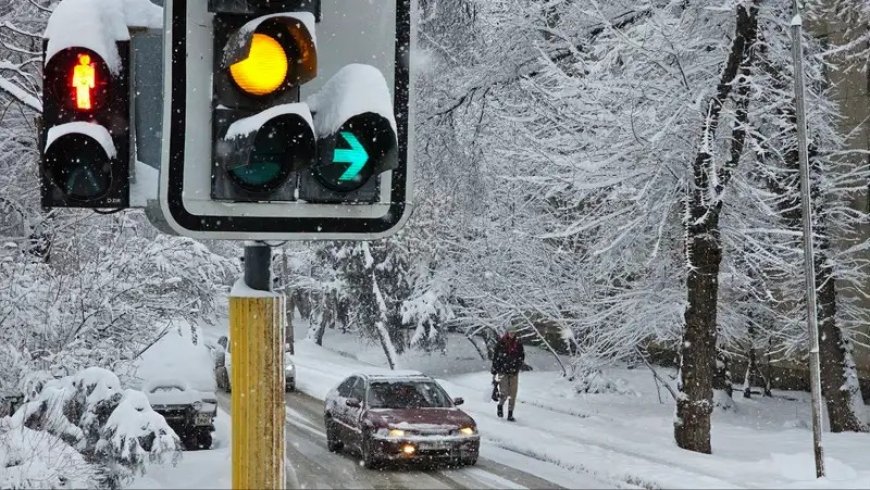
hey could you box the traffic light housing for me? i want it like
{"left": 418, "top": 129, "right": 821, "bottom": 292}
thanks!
{"left": 160, "top": 0, "right": 414, "bottom": 240}
{"left": 299, "top": 64, "right": 399, "bottom": 203}
{"left": 41, "top": 44, "right": 130, "bottom": 209}
{"left": 211, "top": 11, "right": 318, "bottom": 202}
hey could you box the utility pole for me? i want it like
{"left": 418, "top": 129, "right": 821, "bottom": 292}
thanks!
{"left": 790, "top": 0, "right": 825, "bottom": 479}
{"left": 230, "top": 242, "right": 286, "bottom": 489}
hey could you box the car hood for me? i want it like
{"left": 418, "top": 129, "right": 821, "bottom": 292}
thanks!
{"left": 367, "top": 408, "right": 474, "bottom": 430}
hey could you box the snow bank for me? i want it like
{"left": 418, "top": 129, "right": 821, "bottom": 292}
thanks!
{"left": 129, "top": 409, "right": 231, "bottom": 489}
{"left": 0, "top": 421, "right": 98, "bottom": 489}
{"left": 45, "top": 0, "right": 162, "bottom": 74}
{"left": 306, "top": 64, "right": 397, "bottom": 137}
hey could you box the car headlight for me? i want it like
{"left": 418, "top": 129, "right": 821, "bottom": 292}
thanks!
{"left": 193, "top": 401, "right": 203, "bottom": 411}
{"left": 459, "top": 427, "right": 476, "bottom": 436}
{"left": 388, "top": 429, "right": 405, "bottom": 437}
{"left": 285, "top": 364, "right": 294, "bottom": 372}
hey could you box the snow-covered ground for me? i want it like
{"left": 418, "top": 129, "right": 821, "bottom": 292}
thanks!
{"left": 131, "top": 313, "right": 870, "bottom": 489}
{"left": 131, "top": 408, "right": 232, "bottom": 489}
{"left": 290, "top": 321, "right": 870, "bottom": 489}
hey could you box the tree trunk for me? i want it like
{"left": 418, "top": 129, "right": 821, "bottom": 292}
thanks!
{"left": 815, "top": 244, "right": 867, "bottom": 432}
{"left": 281, "top": 250, "right": 295, "bottom": 355}
{"left": 675, "top": 1, "right": 759, "bottom": 453}
{"left": 309, "top": 320, "right": 326, "bottom": 346}
{"left": 294, "top": 290, "right": 312, "bottom": 320}
{"left": 744, "top": 347, "right": 756, "bottom": 398}
{"left": 676, "top": 215, "right": 722, "bottom": 454}
{"left": 713, "top": 351, "right": 733, "bottom": 399}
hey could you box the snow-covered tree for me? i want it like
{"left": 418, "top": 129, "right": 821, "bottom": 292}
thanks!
{"left": 6, "top": 367, "right": 180, "bottom": 488}
{"left": 456, "top": 0, "right": 868, "bottom": 449}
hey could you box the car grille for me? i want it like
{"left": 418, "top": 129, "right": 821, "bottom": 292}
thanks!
{"left": 155, "top": 407, "right": 189, "bottom": 421}
{"left": 414, "top": 428, "right": 453, "bottom": 437}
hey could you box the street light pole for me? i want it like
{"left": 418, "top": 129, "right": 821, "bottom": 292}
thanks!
{"left": 790, "top": 1, "right": 825, "bottom": 479}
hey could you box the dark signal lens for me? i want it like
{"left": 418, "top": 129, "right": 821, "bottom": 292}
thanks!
{"left": 227, "top": 116, "right": 314, "bottom": 193}
{"left": 45, "top": 134, "right": 112, "bottom": 201}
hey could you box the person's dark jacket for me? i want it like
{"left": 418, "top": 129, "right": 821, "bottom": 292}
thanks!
{"left": 491, "top": 334, "right": 525, "bottom": 375}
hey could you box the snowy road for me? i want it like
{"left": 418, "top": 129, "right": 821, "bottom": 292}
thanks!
{"left": 216, "top": 390, "right": 564, "bottom": 489}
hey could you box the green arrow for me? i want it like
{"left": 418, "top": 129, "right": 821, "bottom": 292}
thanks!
{"left": 333, "top": 131, "right": 369, "bottom": 182}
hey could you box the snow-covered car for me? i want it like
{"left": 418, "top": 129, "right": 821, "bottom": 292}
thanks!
{"left": 135, "top": 323, "right": 219, "bottom": 450}
{"left": 214, "top": 336, "right": 295, "bottom": 393}
{"left": 142, "top": 379, "right": 217, "bottom": 450}
{"left": 324, "top": 371, "right": 479, "bottom": 468}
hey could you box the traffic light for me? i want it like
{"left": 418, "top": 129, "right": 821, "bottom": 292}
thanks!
{"left": 41, "top": 41, "right": 130, "bottom": 209}
{"left": 210, "top": 7, "right": 318, "bottom": 202}
{"left": 299, "top": 64, "right": 399, "bottom": 203}
{"left": 159, "top": 0, "right": 414, "bottom": 240}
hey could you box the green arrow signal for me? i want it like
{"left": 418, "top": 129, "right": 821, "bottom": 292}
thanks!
{"left": 333, "top": 132, "right": 369, "bottom": 182}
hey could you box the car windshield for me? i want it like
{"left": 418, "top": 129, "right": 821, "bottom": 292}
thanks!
{"left": 367, "top": 381, "right": 453, "bottom": 409}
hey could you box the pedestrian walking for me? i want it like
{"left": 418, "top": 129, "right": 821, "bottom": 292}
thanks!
{"left": 491, "top": 328, "right": 525, "bottom": 421}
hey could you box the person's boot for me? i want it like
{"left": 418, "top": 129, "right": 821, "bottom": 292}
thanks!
{"left": 507, "top": 410, "right": 515, "bottom": 422}
{"left": 497, "top": 404, "right": 504, "bottom": 418}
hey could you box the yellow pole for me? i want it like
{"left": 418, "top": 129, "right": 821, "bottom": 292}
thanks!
{"left": 230, "top": 288, "right": 285, "bottom": 489}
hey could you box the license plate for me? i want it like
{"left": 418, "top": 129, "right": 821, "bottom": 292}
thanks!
{"left": 417, "top": 441, "right": 450, "bottom": 451}
{"left": 195, "top": 413, "right": 212, "bottom": 426}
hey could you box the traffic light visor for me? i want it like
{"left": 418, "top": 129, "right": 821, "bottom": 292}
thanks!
{"left": 230, "top": 33, "right": 289, "bottom": 96}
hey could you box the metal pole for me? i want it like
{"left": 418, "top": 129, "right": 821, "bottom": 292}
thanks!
{"left": 244, "top": 242, "right": 272, "bottom": 291}
{"left": 231, "top": 242, "right": 285, "bottom": 489}
{"left": 790, "top": 2, "right": 825, "bottom": 479}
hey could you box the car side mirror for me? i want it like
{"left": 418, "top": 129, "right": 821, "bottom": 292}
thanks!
{"left": 453, "top": 397, "right": 464, "bottom": 406}
{"left": 345, "top": 398, "right": 362, "bottom": 408}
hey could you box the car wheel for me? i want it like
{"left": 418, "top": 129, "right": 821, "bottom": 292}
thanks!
{"left": 325, "top": 417, "right": 342, "bottom": 453}
{"left": 285, "top": 380, "right": 295, "bottom": 393}
{"left": 196, "top": 428, "right": 213, "bottom": 450}
{"left": 178, "top": 429, "right": 195, "bottom": 450}
{"left": 462, "top": 456, "right": 478, "bottom": 466}
{"left": 361, "top": 432, "right": 381, "bottom": 469}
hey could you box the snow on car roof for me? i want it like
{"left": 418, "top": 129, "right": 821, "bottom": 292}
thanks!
{"left": 133, "top": 320, "right": 216, "bottom": 393}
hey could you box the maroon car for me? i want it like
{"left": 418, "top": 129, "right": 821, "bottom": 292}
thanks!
{"left": 324, "top": 371, "right": 480, "bottom": 468}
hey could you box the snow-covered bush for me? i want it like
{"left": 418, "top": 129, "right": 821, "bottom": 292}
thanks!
{"left": 0, "top": 420, "right": 99, "bottom": 489}
{"left": 570, "top": 357, "right": 637, "bottom": 396}
{"left": 0, "top": 226, "right": 237, "bottom": 399}
{"left": 8, "top": 367, "right": 180, "bottom": 488}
